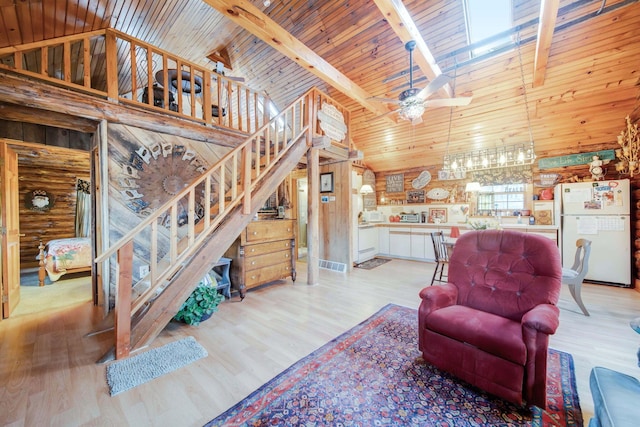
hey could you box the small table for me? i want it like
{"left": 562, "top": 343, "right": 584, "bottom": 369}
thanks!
{"left": 212, "top": 257, "right": 232, "bottom": 299}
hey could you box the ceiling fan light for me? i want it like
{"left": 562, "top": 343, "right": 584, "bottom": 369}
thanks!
{"left": 398, "top": 102, "right": 425, "bottom": 122}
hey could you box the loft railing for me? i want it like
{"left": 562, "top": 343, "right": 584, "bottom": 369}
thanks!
{"left": 0, "top": 28, "right": 270, "bottom": 135}
{"left": 95, "top": 88, "right": 317, "bottom": 359}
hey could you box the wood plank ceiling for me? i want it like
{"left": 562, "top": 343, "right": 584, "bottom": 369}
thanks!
{"left": 0, "top": 0, "right": 638, "bottom": 173}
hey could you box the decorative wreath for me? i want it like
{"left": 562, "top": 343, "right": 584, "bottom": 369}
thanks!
{"left": 25, "top": 189, "right": 55, "bottom": 212}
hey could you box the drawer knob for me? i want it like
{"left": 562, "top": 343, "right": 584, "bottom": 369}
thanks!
{"left": 250, "top": 248, "right": 255, "bottom": 252}
{"left": 251, "top": 261, "right": 256, "bottom": 265}
{"left": 251, "top": 275, "right": 256, "bottom": 280}
{"left": 285, "top": 254, "right": 289, "bottom": 258}
{"left": 253, "top": 231, "right": 258, "bottom": 235}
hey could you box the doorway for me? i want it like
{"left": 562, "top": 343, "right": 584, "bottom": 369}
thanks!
{"left": 1, "top": 139, "right": 97, "bottom": 319}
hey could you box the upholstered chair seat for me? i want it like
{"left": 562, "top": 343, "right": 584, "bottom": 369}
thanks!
{"left": 418, "top": 229, "right": 562, "bottom": 408}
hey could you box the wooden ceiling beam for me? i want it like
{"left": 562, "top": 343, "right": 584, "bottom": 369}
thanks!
{"left": 0, "top": 102, "right": 99, "bottom": 133}
{"left": 372, "top": 0, "right": 452, "bottom": 98}
{"left": 533, "top": 0, "right": 560, "bottom": 87}
{"left": 202, "top": 0, "right": 388, "bottom": 117}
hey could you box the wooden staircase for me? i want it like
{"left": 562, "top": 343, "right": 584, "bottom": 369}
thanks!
{"left": 96, "top": 90, "right": 315, "bottom": 360}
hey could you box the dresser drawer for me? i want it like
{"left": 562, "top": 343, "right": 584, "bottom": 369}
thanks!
{"left": 245, "top": 220, "right": 295, "bottom": 243}
{"left": 245, "top": 264, "right": 293, "bottom": 288}
{"left": 243, "top": 239, "right": 293, "bottom": 257}
{"left": 245, "top": 250, "right": 292, "bottom": 271}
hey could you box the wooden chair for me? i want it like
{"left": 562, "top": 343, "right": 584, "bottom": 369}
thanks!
{"left": 430, "top": 231, "right": 449, "bottom": 285}
{"left": 562, "top": 238, "right": 592, "bottom": 316}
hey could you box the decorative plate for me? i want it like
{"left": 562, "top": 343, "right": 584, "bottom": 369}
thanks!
{"left": 412, "top": 170, "right": 431, "bottom": 189}
{"left": 426, "top": 187, "right": 450, "bottom": 200}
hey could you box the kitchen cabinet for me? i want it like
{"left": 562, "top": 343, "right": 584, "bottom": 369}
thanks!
{"left": 389, "top": 227, "right": 411, "bottom": 258}
{"left": 378, "top": 226, "right": 390, "bottom": 255}
{"left": 225, "top": 219, "right": 296, "bottom": 298}
{"left": 357, "top": 225, "right": 378, "bottom": 264}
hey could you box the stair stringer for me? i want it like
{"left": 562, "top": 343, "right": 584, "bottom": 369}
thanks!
{"left": 128, "top": 133, "right": 311, "bottom": 352}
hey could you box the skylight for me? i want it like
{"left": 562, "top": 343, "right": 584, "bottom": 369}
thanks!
{"left": 463, "top": 0, "right": 512, "bottom": 57}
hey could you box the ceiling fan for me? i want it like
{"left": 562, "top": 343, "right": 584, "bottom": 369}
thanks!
{"left": 370, "top": 40, "right": 472, "bottom": 124}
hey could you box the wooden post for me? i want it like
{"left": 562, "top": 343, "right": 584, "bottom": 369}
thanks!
{"left": 306, "top": 147, "right": 320, "bottom": 285}
{"left": 38, "top": 241, "right": 45, "bottom": 287}
{"left": 114, "top": 241, "right": 133, "bottom": 360}
{"left": 105, "top": 30, "right": 118, "bottom": 101}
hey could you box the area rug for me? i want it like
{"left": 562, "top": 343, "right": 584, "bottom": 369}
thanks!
{"left": 106, "top": 336, "right": 207, "bottom": 396}
{"left": 205, "top": 304, "right": 582, "bottom": 427}
{"left": 355, "top": 257, "right": 392, "bottom": 269}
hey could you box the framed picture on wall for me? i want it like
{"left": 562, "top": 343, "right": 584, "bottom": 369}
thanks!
{"left": 320, "top": 172, "right": 334, "bottom": 193}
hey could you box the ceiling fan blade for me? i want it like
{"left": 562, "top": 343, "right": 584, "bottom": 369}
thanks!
{"left": 423, "top": 96, "right": 473, "bottom": 107}
{"left": 416, "top": 73, "right": 450, "bottom": 100}
{"left": 367, "top": 96, "right": 402, "bottom": 104}
{"left": 365, "top": 107, "right": 401, "bottom": 122}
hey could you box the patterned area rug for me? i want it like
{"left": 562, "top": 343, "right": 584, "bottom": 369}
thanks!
{"left": 205, "top": 304, "right": 582, "bottom": 426}
{"left": 355, "top": 257, "right": 392, "bottom": 269}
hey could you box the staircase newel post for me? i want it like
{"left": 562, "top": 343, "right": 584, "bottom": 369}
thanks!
{"left": 114, "top": 240, "right": 134, "bottom": 359}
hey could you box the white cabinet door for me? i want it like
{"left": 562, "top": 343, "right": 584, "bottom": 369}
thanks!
{"left": 389, "top": 227, "right": 411, "bottom": 258}
{"left": 410, "top": 229, "right": 428, "bottom": 259}
{"left": 378, "top": 226, "right": 390, "bottom": 255}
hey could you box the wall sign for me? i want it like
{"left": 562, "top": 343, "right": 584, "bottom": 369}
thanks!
{"left": 538, "top": 150, "right": 615, "bottom": 170}
{"left": 385, "top": 173, "right": 404, "bottom": 193}
{"left": 406, "top": 190, "right": 425, "bottom": 203}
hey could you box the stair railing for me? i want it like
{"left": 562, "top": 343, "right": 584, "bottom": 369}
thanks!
{"left": 0, "top": 28, "right": 269, "bottom": 135}
{"left": 95, "top": 89, "right": 314, "bottom": 357}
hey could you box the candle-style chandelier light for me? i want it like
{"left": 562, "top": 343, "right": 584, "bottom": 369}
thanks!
{"left": 440, "top": 36, "right": 536, "bottom": 174}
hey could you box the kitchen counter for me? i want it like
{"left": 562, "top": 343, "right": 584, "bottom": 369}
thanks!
{"left": 368, "top": 222, "right": 558, "bottom": 231}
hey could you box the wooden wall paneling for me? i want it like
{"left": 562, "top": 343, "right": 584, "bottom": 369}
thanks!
{"left": 318, "top": 160, "right": 352, "bottom": 266}
{"left": 18, "top": 161, "right": 90, "bottom": 268}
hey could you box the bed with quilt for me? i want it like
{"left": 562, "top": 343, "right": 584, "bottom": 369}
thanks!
{"left": 37, "top": 237, "right": 92, "bottom": 286}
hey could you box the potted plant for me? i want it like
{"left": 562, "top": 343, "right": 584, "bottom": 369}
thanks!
{"left": 173, "top": 278, "right": 224, "bottom": 326}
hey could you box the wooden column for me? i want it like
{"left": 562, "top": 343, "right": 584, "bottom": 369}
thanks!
{"left": 306, "top": 147, "right": 320, "bottom": 285}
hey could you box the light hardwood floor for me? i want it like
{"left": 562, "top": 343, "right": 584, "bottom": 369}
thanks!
{"left": 1, "top": 259, "right": 639, "bottom": 426}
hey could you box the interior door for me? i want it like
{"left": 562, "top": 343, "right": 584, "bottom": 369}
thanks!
{"left": 1, "top": 141, "right": 20, "bottom": 318}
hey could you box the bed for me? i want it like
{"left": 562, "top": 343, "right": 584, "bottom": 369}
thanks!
{"left": 38, "top": 237, "right": 92, "bottom": 286}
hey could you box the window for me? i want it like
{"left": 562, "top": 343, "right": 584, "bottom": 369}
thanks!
{"left": 477, "top": 184, "right": 525, "bottom": 214}
{"left": 463, "top": 0, "right": 512, "bottom": 57}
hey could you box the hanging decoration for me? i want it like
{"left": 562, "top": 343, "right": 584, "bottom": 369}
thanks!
{"left": 440, "top": 35, "right": 536, "bottom": 173}
{"left": 25, "top": 189, "right": 55, "bottom": 212}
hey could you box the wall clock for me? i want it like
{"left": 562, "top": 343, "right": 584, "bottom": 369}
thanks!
{"left": 117, "top": 141, "right": 209, "bottom": 226}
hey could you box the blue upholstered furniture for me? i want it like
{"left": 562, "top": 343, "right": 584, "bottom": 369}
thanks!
{"left": 589, "top": 366, "right": 640, "bottom": 427}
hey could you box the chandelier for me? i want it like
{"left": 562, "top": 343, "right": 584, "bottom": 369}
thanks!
{"left": 615, "top": 115, "right": 640, "bottom": 177}
{"left": 443, "top": 142, "right": 536, "bottom": 172}
{"left": 440, "top": 36, "right": 536, "bottom": 173}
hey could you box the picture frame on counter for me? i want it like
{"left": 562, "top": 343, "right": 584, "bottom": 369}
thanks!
{"left": 320, "top": 172, "right": 334, "bottom": 193}
{"left": 428, "top": 208, "right": 447, "bottom": 224}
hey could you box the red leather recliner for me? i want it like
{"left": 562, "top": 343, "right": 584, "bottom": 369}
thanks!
{"left": 418, "top": 229, "right": 562, "bottom": 408}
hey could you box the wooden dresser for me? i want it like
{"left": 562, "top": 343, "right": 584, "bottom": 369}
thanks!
{"left": 225, "top": 219, "right": 296, "bottom": 298}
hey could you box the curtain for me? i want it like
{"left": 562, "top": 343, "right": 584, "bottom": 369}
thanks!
{"left": 75, "top": 179, "right": 91, "bottom": 237}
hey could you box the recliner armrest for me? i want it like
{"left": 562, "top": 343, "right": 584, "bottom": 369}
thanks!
{"left": 419, "top": 284, "right": 458, "bottom": 313}
{"left": 521, "top": 303, "right": 560, "bottom": 335}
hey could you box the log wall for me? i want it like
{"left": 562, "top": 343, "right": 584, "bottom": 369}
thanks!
{"left": 0, "top": 119, "right": 92, "bottom": 268}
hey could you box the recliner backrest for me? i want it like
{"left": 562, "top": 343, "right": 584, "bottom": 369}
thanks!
{"left": 449, "top": 230, "right": 562, "bottom": 321}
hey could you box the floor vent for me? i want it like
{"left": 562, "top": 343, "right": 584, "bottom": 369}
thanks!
{"left": 319, "top": 259, "right": 347, "bottom": 273}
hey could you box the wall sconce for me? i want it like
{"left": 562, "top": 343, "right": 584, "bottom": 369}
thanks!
{"left": 615, "top": 115, "right": 640, "bottom": 177}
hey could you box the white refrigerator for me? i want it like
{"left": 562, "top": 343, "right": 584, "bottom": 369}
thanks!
{"left": 555, "top": 179, "right": 631, "bottom": 287}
